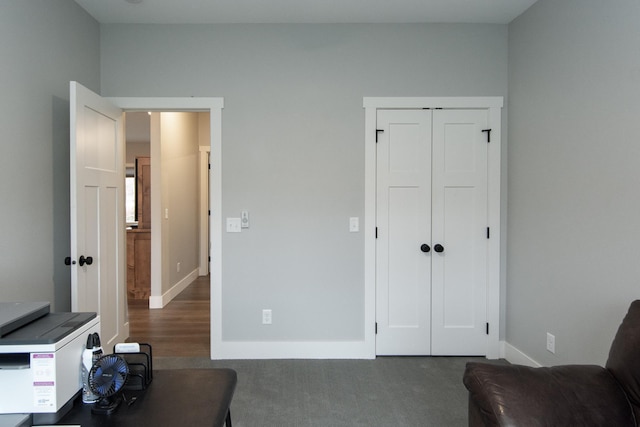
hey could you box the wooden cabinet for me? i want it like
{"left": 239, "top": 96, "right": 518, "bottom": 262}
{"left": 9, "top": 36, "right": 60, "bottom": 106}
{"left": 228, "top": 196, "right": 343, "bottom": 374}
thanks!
{"left": 127, "top": 157, "right": 152, "bottom": 300}
{"left": 127, "top": 229, "right": 151, "bottom": 299}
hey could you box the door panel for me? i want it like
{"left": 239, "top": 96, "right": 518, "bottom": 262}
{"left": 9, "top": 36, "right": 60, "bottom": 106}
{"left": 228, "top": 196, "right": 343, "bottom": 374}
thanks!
{"left": 431, "top": 109, "right": 488, "bottom": 355}
{"left": 70, "top": 81, "right": 128, "bottom": 351}
{"left": 83, "top": 186, "right": 100, "bottom": 314}
{"left": 376, "top": 109, "right": 432, "bottom": 355}
{"left": 387, "top": 187, "right": 423, "bottom": 327}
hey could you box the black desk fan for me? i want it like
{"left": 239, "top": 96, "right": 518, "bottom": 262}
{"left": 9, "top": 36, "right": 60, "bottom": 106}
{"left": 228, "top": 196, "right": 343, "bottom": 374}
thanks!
{"left": 88, "top": 354, "right": 129, "bottom": 415}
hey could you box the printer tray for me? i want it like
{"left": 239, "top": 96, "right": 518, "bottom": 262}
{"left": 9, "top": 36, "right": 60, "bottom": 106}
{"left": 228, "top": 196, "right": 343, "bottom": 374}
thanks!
{"left": 0, "top": 312, "right": 97, "bottom": 345}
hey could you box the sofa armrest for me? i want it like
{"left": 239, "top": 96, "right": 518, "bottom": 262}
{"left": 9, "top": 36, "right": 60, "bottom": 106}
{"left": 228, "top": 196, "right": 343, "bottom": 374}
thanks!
{"left": 463, "top": 362, "right": 635, "bottom": 427}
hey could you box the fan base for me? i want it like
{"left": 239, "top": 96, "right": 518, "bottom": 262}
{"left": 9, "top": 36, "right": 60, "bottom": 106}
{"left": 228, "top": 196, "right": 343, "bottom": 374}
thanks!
{"left": 91, "top": 396, "right": 123, "bottom": 415}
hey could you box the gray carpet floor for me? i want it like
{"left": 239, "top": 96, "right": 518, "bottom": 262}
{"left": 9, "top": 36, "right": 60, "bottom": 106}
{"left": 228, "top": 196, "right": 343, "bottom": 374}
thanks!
{"left": 154, "top": 356, "right": 499, "bottom": 426}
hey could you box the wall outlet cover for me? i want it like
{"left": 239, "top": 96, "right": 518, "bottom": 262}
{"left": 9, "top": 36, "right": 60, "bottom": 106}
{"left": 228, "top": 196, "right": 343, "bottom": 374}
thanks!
{"left": 262, "top": 309, "right": 272, "bottom": 325}
{"left": 546, "top": 332, "right": 556, "bottom": 354}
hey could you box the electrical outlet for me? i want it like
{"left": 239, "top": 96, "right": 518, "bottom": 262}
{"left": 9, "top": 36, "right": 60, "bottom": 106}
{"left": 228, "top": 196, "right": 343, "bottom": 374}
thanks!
{"left": 262, "top": 309, "right": 272, "bottom": 325}
{"left": 546, "top": 332, "right": 556, "bottom": 354}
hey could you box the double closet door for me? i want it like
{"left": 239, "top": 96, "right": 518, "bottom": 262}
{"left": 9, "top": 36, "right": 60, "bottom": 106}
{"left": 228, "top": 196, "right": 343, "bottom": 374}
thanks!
{"left": 376, "top": 108, "right": 489, "bottom": 356}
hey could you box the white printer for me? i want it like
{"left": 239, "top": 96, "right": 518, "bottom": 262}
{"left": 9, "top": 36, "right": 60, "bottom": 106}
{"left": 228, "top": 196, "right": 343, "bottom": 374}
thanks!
{"left": 0, "top": 302, "right": 100, "bottom": 424}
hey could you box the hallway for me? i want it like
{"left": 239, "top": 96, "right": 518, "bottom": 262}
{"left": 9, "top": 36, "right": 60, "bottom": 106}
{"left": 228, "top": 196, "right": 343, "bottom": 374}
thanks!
{"left": 127, "top": 275, "right": 210, "bottom": 357}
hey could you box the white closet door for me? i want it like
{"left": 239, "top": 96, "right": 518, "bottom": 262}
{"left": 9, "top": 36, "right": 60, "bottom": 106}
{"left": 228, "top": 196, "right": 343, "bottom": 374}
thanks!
{"left": 375, "top": 109, "right": 432, "bottom": 355}
{"left": 431, "top": 109, "right": 488, "bottom": 355}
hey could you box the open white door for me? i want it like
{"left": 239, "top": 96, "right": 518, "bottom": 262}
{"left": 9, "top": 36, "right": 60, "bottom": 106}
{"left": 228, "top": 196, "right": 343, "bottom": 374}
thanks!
{"left": 70, "top": 81, "right": 128, "bottom": 350}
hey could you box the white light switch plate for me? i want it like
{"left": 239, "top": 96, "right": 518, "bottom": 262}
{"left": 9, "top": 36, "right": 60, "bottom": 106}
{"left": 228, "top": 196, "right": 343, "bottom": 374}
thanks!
{"left": 349, "top": 217, "right": 359, "bottom": 232}
{"left": 226, "top": 217, "right": 241, "bottom": 233}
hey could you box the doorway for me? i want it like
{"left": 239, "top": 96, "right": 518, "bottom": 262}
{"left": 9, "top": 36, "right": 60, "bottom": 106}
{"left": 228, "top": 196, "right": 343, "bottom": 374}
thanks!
{"left": 124, "top": 111, "right": 212, "bottom": 357}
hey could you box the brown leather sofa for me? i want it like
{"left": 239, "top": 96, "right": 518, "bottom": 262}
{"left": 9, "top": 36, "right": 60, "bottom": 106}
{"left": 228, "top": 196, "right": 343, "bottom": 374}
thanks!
{"left": 463, "top": 300, "right": 640, "bottom": 426}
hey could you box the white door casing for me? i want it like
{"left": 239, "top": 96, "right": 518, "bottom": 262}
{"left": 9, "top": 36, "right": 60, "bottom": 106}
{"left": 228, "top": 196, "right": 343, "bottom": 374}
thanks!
{"left": 70, "top": 81, "right": 128, "bottom": 349}
{"left": 364, "top": 97, "right": 502, "bottom": 359}
{"left": 105, "top": 96, "right": 223, "bottom": 359}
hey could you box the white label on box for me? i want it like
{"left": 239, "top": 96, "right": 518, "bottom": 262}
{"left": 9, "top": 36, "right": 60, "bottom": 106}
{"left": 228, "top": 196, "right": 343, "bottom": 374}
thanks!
{"left": 32, "top": 353, "right": 56, "bottom": 409}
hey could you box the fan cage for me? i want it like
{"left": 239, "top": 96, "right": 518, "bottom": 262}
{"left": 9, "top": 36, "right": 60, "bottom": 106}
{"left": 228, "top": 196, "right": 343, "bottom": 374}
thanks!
{"left": 89, "top": 354, "right": 129, "bottom": 397}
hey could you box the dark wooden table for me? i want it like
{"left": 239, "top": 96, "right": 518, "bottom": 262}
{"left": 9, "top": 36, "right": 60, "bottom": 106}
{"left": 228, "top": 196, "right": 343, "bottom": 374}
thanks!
{"left": 54, "top": 369, "right": 237, "bottom": 427}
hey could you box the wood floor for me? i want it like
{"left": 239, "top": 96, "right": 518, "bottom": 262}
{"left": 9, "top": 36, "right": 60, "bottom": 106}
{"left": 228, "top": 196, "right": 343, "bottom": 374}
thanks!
{"left": 127, "top": 275, "right": 210, "bottom": 358}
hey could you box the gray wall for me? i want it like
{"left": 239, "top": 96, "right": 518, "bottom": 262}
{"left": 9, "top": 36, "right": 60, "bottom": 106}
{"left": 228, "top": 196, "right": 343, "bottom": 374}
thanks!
{"left": 100, "top": 24, "right": 508, "bottom": 342}
{"left": 0, "top": 1, "right": 100, "bottom": 311}
{"left": 159, "top": 112, "right": 201, "bottom": 293}
{"left": 507, "top": 0, "right": 640, "bottom": 365}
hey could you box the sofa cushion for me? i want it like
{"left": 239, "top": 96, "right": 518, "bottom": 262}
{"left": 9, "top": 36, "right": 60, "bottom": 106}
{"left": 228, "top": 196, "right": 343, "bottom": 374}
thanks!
{"left": 606, "top": 299, "right": 640, "bottom": 424}
{"left": 463, "top": 362, "right": 635, "bottom": 426}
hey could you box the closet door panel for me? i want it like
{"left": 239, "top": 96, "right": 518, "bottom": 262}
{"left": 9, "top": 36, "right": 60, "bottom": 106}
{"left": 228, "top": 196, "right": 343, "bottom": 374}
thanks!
{"left": 376, "top": 109, "right": 432, "bottom": 355}
{"left": 431, "top": 109, "right": 488, "bottom": 356}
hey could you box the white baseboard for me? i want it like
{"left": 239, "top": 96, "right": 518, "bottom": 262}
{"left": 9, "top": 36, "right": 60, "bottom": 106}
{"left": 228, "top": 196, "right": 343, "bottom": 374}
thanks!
{"left": 149, "top": 268, "right": 199, "bottom": 309}
{"left": 211, "top": 340, "right": 375, "bottom": 360}
{"left": 503, "top": 342, "right": 542, "bottom": 367}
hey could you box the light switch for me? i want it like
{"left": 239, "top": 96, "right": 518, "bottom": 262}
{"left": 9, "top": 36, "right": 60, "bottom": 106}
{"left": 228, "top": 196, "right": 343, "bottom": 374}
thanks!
{"left": 349, "top": 217, "right": 359, "bottom": 232}
{"left": 226, "top": 217, "right": 241, "bottom": 233}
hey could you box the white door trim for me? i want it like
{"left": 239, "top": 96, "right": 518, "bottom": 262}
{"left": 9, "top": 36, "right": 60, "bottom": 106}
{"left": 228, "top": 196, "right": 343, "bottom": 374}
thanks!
{"left": 363, "top": 97, "right": 503, "bottom": 359}
{"left": 107, "top": 97, "right": 223, "bottom": 360}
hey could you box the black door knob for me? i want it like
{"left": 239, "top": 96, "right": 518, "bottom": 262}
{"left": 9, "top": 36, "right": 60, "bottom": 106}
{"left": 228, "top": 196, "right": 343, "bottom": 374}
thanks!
{"left": 434, "top": 244, "right": 444, "bottom": 253}
{"left": 79, "top": 255, "right": 93, "bottom": 266}
{"left": 420, "top": 244, "right": 431, "bottom": 253}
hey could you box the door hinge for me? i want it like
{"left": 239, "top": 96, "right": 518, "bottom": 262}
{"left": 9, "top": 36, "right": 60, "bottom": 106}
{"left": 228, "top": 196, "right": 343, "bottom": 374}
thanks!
{"left": 482, "top": 129, "right": 492, "bottom": 143}
{"left": 208, "top": 256, "right": 211, "bottom": 262}
{"left": 486, "top": 322, "right": 490, "bottom": 335}
{"left": 487, "top": 227, "right": 490, "bottom": 239}
{"left": 375, "top": 129, "right": 384, "bottom": 143}
{"left": 208, "top": 163, "right": 211, "bottom": 169}
{"left": 208, "top": 209, "right": 211, "bottom": 216}
{"left": 375, "top": 322, "right": 378, "bottom": 334}
{"left": 375, "top": 227, "right": 378, "bottom": 239}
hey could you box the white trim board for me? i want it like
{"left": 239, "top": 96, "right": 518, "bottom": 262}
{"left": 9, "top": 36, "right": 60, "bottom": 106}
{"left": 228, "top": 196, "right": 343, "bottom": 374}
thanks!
{"left": 213, "top": 341, "right": 373, "bottom": 360}
{"left": 149, "top": 268, "right": 200, "bottom": 309}
{"left": 503, "top": 342, "right": 543, "bottom": 367}
{"left": 363, "top": 97, "right": 503, "bottom": 359}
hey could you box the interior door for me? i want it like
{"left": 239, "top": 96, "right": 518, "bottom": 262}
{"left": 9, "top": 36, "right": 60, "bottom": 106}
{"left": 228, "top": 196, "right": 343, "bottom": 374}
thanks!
{"left": 375, "top": 109, "right": 432, "bottom": 355}
{"left": 431, "top": 109, "right": 488, "bottom": 355}
{"left": 375, "top": 108, "right": 489, "bottom": 356}
{"left": 70, "top": 81, "right": 128, "bottom": 350}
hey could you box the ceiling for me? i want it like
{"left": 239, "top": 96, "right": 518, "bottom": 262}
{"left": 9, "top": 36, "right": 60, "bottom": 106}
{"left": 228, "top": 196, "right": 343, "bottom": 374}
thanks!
{"left": 74, "top": 0, "right": 538, "bottom": 25}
